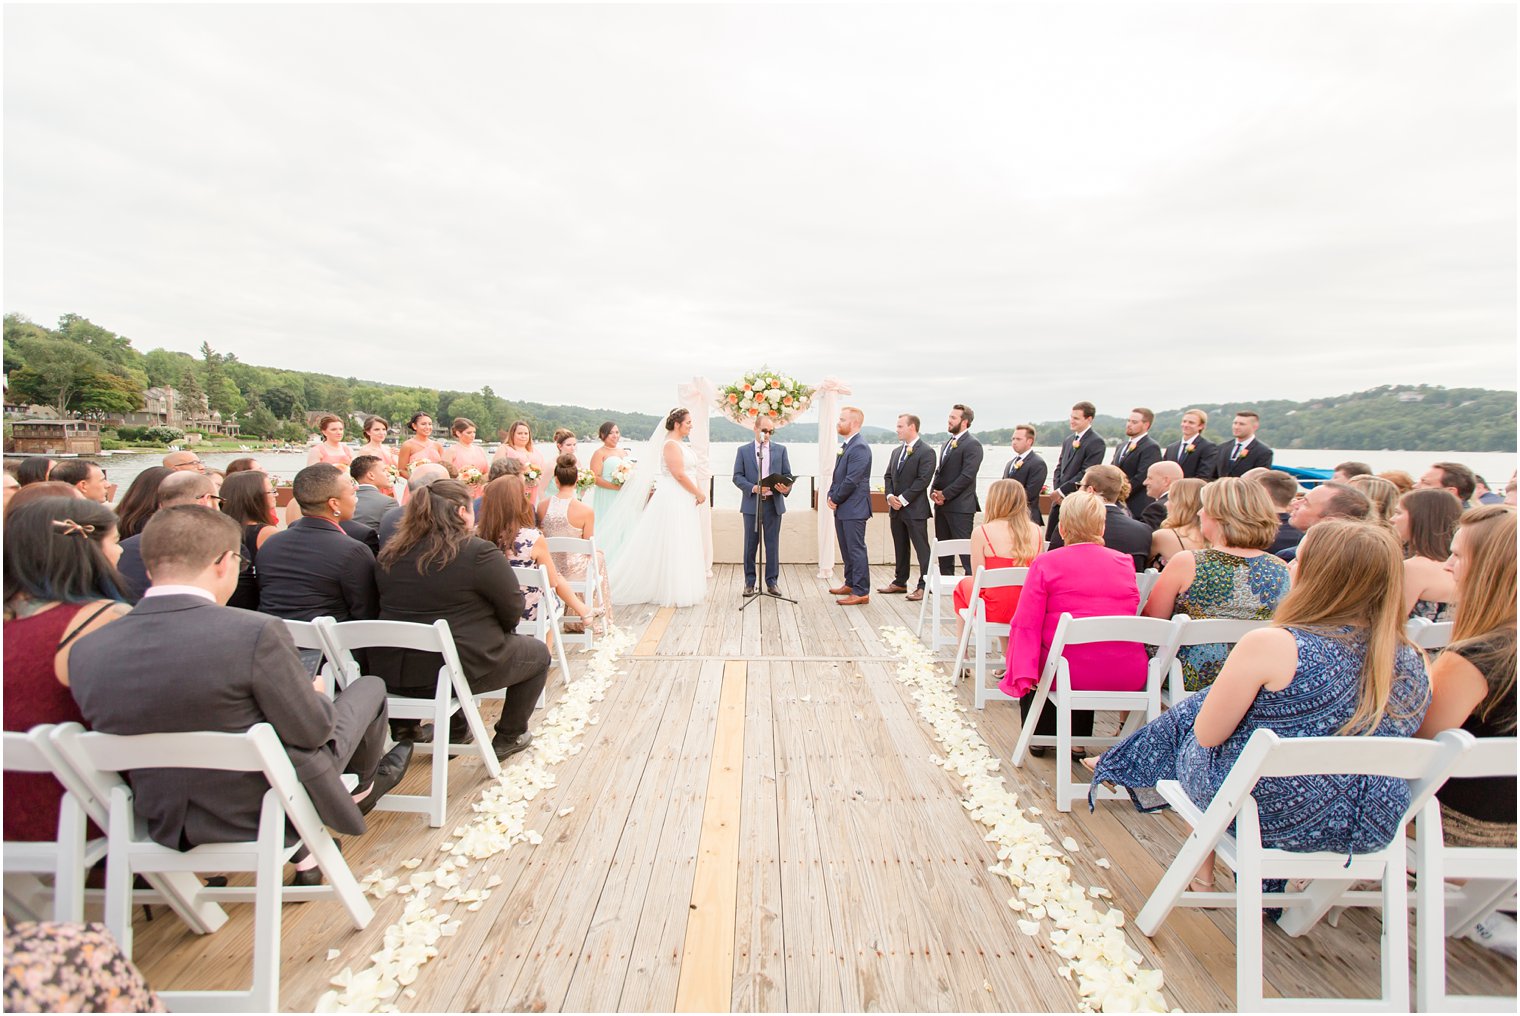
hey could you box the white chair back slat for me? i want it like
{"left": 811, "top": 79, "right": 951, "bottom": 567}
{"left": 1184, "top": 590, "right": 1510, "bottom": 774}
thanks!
{"left": 69, "top": 729, "right": 269, "bottom": 775}
{"left": 3, "top": 728, "right": 53, "bottom": 772}
{"left": 1163, "top": 615, "right": 1272, "bottom": 706}
{"left": 513, "top": 564, "right": 574, "bottom": 683}
{"left": 1134, "top": 568, "right": 1160, "bottom": 611}
{"left": 917, "top": 539, "right": 974, "bottom": 651}
{"left": 2, "top": 726, "right": 105, "bottom": 924}
{"left": 946, "top": 566, "right": 1031, "bottom": 709}
{"left": 282, "top": 618, "right": 327, "bottom": 652}
{"left": 1411, "top": 621, "right": 1455, "bottom": 650}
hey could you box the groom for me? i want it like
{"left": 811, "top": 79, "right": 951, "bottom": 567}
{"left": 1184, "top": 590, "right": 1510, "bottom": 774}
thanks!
{"left": 733, "top": 417, "right": 792, "bottom": 596}
{"left": 827, "top": 406, "right": 873, "bottom": 606}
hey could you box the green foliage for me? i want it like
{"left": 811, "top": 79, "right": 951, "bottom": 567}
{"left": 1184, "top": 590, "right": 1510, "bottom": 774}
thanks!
{"left": 141, "top": 426, "right": 185, "bottom": 444}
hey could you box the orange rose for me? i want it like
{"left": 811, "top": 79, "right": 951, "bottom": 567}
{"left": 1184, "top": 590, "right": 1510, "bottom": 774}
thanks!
{"left": 727, "top": 393, "right": 738, "bottom": 403}
{"left": 770, "top": 379, "right": 781, "bottom": 388}
{"left": 742, "top": 384, "right": 752, "bottom": 392}
{"left": 768, "top": 409, "right": 779, "bottom": 417}
{"left": 747, "top": 407, "right": 758, "bottom": 416}
{"left": 782, "top": 395, "right": 793, "bottom": 405}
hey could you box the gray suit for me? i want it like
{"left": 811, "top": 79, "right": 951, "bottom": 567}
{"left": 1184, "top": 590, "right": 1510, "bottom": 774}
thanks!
{"left": 353, "top": 485, "right": 397, "bottom": 530}
{"left": 68, "top": 594, "right": 388, "bottom": 848}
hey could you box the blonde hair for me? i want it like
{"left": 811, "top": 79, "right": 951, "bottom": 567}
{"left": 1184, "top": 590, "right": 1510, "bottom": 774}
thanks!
{"left": 1162, "top": 478, "right": 1205, "bottom": 535}
{"left": 1448, "top": 506, "right": 1517, "bottom": 732}
{"left": 1378, "top": 469, "right": 1415, "bottom": 495}
{"left": 1182, "top": 408, "right": 1209, "bottom": 430}
{"left": 1081, "top": 464, "right": 1130, "bottom": 506}
{"left": 981, "top": 480, "right": 1042, "bottom": 563}
{"left": 841, "top": 406, "right": 864, "bottom": 427}
{"left": 1347, "top": 474, "right": 1400, "bottom": 533}
{"left": 1057, "top": 491, "right": 1106, "bottom": 545}
{"left": 1199, "top": 476, "right": 1279, "bottom": 551}
{"left": 1272, "top": 520, "right": 1418, "bottom": 735}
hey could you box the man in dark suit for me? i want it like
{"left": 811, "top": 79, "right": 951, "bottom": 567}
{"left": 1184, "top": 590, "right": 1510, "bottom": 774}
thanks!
{"left": 1249, "top": 467, "right": 1304, "bottom": 556}
{"left": 377, "top": 463, "right": 449, "bottom": 548}
{"left": 930, "top": 403, "right": 984, "bottom": 576}
{"left": 116, "top": 471, "right": 221, "bottom": 601}
{"left": 1045, "top": 401, "right": 1106, "bottom": 542}
{"left": 1138, "top": 461, "right": 1184, "bottom": 530}
{"left": 732, "top": 417, "right": 793, "bottom": 596}
{"left": 1002, "top": 424, "right": 1047, "bottom": 526}
{"left": 1215, "top": 410, "right": 1274, "bottom": 478}
{"left": 1048, "top": 465, "right": 1151, "bottom": 571}
{"left": 1161, "top": 408, "right": 1219, "bottom": 481}
{"left": 1110, "top": 407, "right": 1163, "bottom": 519}
{"left": 257, "top": 464, "right": 378, "bottom": 622}
{"left": 350, "top": 455, "right": 398, "bottom": 530}
{"left": 65, "top": 506, "right": 410, "bottom": 860}
{"left": 879, "top": 413, "right": 935, "bottom": 601}
{"left": 826, "top": 406, "right": 873, "bottom": 605}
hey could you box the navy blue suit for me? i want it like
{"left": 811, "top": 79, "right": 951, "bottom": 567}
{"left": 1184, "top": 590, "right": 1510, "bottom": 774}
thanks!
{"left": 829, "top": 433, "right": 873, "bottom": 596}
{"left": 733, "top": 440, "right": 791, "bottom": 589}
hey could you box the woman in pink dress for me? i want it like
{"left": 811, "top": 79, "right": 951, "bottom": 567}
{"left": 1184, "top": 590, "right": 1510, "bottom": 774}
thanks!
{"left": 357, "top": 416, "right": 396, "bottom": 468}
{"left": 306, "top": 414, "right": 354, "bottom": 467}
{"left": 999, "top": 491, "right": 1145, "bottom": 755}
{"left": 397, "top": 412, "right": 444, "bottom": 480}
{"left": 444, "top": 417, "right": 491, "bottom": 493}
{"left": 493, "top": 419, "right": 548, "bottom": 505}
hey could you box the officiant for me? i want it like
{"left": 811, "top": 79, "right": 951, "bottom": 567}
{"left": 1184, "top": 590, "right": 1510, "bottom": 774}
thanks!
{"left": 733, "top": 417, "right": 793, "bottom": 596}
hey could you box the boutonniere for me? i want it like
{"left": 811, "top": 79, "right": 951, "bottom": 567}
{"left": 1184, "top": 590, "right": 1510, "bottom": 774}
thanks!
{"left": 903, "top": 447, "right": 913, "bottom": 458}
{"left": 1012, "top": 459, "right": 1023, "bottom": 469}
{"left": 950, "top": 439, "right": 959, "bottom": 450}
{"left": 1071, "top": 438, "right": 1081, "bottom": 449}
{"left": 836, "top": 443, "right": 845, "bottom": 458}
{"left": 1235, "top": 445, "right": 1249, "bottom": 460}
{"left": 1183, "top": 443, "right": 1194, "bottom": 455}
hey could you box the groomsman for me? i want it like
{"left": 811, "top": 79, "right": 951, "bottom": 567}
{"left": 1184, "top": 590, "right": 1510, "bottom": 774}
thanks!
{"left": 879, "top": 413, "right": 935, "bottom": 601}
{"left": 1161, "top": 408, "right": 1219, "bottom": 480}
{"left": 1110, "top": 407, "right": 1162, "bottom": 518}
{"left": 827, "top": 407, "right": 873, "bottom": 606}
{"left": 1002, "top": 424, "right": 1047, "bottom": 526}
{"left": 732, "top": 417, "right": 793, "bottom": 596}
{"left": 1215, "top": 410, "right": 1274, "bottom": 477}
{"left": 1045, "top": 401, "right": 1105, "bottom": 541}
{"left": 930, "top": 404, "right": 984, "bottom": 576}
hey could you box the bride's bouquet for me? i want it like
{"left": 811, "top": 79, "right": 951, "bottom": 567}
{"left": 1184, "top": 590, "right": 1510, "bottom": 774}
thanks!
{"left": 611, "top": 460, "right": 633, "bottom": 487}
{"left": 717, "top": 367, "right": 815, "bottom": 426}
{"left": 575, "top": 468, "right": 596, "bottom": 493}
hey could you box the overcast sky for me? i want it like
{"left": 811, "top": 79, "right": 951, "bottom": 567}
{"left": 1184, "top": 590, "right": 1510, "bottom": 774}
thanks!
{"left": 4, "top": 2, "right": 1515, "bottom": 429}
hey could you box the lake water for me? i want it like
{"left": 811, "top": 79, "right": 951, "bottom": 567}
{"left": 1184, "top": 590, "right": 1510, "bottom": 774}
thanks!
{"left": 89, "top": 441, "right": 1517, "bottom": 510}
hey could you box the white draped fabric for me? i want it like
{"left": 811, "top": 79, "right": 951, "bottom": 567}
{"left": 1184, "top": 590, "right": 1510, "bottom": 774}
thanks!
{"left": 811, "top": 376, "right": 852, "bottom": 579}
{"left": 677, "top": 376, "right": 717, "bottom": 577}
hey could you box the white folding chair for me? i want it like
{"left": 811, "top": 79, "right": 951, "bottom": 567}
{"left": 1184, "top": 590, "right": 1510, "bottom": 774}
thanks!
{"left": 284, "top": 617, "right": 338, "bottom": 697}
{"left": 316, "top": 618, "right": 500, "bottom": 828}
{"left": 544, "top": 536, "right": 599, "bottom": 652}
{"left": 1411, "top": 621, "right": 1455, "bottom": 651}
{"left": 1163, "top": 615, "right": 1273, "bottom": 707}
{"left": 1134, "top": 568, "right": 1161, "bottom": 613}
{"left": 1413, "top": 736, "right": 1518, "bottom": 1012}
{"left": 916, "top": 538, "right": 972, "bottom": 651}
{"left": 2, "top": 726, "right": 106, "bottom": 923}
{"left": 947, "top": 566, "right": 1028, "bottom": 709}
{"left": 514, "top": 564, "right": 574, "bottom": 683}
{"left": 49, "top": 722, "right": 374, "bottom": 1012}
{"left": 1135, "top": 728, "right": 1472, "bottom": 1013}
{"left": 1010, "top": 613, "right": 1182, "bottom": 812}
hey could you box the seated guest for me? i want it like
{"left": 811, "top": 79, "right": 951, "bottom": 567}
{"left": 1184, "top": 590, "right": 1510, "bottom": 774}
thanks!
{"left": 1471, "top": 475, "right": 1505, "bottom": 505}
{"left": 1332, "top": 461, "right": 1373, "bottom": 482}
{"left": 1248, "top": 467, "right": 1303, "bottom": 556}
{"left": 1416, "top": 506, "right": 1516, "bottom": 857}
{"left": 1143, "top": 478, "right": 1291, "bottom": 692}
{"left": 3, "top": 498, "right": 129, "bottom": 845}
{"left": 1138, "top": 461, "right": 1183, "bottom": 530}
{"left": 1507, "top": 471, "right": 1518, "bottom": 507}
{"left": 4, "top": 921, "right": 163, "bottom": 1012}
{"left": 378, "top": 462, "right": 448, "bottom": 548}
{"left": 1148, "top": 478, "right": 1207, "bottom": 569}
{"left": 112, "top": 466, "right": 174, "bottom": 538}
{"left": 1378, "top": 469, "right": 1415, "bottom": 495}
{"left": 115, "top": 472, "right": 219, "bottom": 602}
{"left": 2, "top": 469, "right": 18, "bottom": 509}
{"left": 477, "top": 475, "right": 593, "bottom": 626}
{"left": 1090, "top": 520, "right": 1430, "bottom": 891}
{"left": 372, "top": 479, "right": 550, "bottom": 759}
{"left": 538, "top": 453, "right": 615, "bottom": 634}
{"left": 161, "top": 450, "right": 204, "bottom": 473}
{"left": 48, "top": 460, "right": 112, "bottom": 504}
{"left": 998, "top": 491, "right": 1146, "bottom": 754}
{"left": 1419, "top": 461, "right": 1477, "bottom": 508}
{"left": 351, "top": 455, "right": 398, "bottom": 530}
{"left": 15, "top": 457, "right": 54, "bottom": 486}
{"left": 219, "top": 471, "right": 281, "bottom": 612}
{"left": 257, "top": 464, "right": 377, "bottom": 622}
{"left": 1346, "top": 474, "right": 1400, "bottom": 535}
{"left": 1050, "top": 465, "right": 1151, "bottom": 571}
{"left": 225, "top": 457, "right": 263, "bottom": 475}
{"left": 66, "top": 507, "right": 409, "bottom": 881}
{"left": 4, "top": 482, "right": 82, "bottom": 518}
{"left": 951, "top": 479, "right": 1042, "bottom": 642}
{"left": 1278, "top": 481, "right": 1371, "bottom": 562}
{"left": 1392, "top": 488, "right": 1461, "bottom": 621}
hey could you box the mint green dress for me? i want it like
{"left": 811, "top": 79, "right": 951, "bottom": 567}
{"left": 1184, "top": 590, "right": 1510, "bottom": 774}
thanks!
{"left": 586, "top": 454, "right": 626, "bottom": 526}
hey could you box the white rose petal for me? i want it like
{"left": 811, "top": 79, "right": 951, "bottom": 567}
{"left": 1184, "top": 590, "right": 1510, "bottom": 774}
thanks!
{"left": 1017, "top": 919, "right": 1042, "bottom": 936}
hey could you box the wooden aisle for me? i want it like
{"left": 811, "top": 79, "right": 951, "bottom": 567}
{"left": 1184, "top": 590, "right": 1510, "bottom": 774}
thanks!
{"left": 124, "top": 564, "right": 1517, "bottom": 1012}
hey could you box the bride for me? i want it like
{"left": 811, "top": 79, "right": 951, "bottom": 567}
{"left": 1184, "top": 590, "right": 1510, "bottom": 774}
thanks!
{"left": 606, "top": 407, "right": 709, "bottom": 607}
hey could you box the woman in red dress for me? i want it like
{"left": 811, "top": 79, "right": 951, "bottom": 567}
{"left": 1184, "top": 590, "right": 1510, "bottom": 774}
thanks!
{"left": 953, "top": 479, "right": 1044, "bottom": 638}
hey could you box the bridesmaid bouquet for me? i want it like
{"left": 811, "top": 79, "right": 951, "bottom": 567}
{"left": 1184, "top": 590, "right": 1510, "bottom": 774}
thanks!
{"left": 611, "top": 461, "right": 633, "bottom": 487}
{"left": 458, "top": 466, "right": 485, "bottom": 486}
{"left": 522, "top": 464, "right": 543, "bottom": 486}
{"left": 576, "top": 468, "right": 596, "bottom": 493}
{"left": 717, "top": 367, "right": 815, "bottom": 426}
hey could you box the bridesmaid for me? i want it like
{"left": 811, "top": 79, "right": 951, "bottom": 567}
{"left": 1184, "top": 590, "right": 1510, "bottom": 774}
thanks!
{"left": 306, "top": 414, "right": 354, "bottom": 467}
{"left": 586, "top": 421, "right": 626, "bottom": 520}
{"left": 397, "top": 411, "right": 445, "bottom": 479}
{"left": 493, "top": 420, "right": 548, "bottom": 504}
{"left": 553, "top": 428, "right": 577, "bottom": 463}
{"left": 357, "top": 416, "right": 396, "bottom": 468}
{"left": 444, "top": 417, "right": 491, "bottom": 493}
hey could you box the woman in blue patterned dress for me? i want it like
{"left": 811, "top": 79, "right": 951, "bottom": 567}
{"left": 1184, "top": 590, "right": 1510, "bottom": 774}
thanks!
{"left": 1089, "top": 519, "right": 1430, "bottom": 891}
{"left": 1143, "top": 478, "right": 1292, "bottom": 692}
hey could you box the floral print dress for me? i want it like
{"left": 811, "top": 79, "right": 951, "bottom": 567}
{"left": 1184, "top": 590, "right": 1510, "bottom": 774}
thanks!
{"left": 1174, "top": 550, "right": 1291, "bottom": 692}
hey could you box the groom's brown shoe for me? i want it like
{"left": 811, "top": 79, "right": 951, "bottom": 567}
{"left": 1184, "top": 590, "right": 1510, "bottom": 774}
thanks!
{"left": 828, "top": 585, "right": 851, "bottom": 595}
{"left": 877, "top": 583, "right": 908, "bottom": 594}
{"left": 837, "top": 594, "right": 870, "bottom": 606}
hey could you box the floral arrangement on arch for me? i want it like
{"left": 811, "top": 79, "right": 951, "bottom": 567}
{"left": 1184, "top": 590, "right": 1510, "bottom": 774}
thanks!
{"left": 716, "top": 368, "right": 815, "bottom": 426}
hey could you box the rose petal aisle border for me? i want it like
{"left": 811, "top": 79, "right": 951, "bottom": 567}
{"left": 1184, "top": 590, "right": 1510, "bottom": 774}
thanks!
{"left": 879, "top": 625, "right": 1173, "bottom": 1013}
{"left": 316, "top": 625, "right": 637, "bottom": 1013}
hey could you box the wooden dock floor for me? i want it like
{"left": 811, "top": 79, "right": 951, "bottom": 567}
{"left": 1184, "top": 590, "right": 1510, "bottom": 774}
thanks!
{"left": 125, "top": 564, "right": 1517, "bottom": 1011}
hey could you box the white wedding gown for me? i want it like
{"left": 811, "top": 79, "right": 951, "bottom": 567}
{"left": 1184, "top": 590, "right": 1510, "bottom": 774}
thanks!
{"left": 608, "top": 440, "right": 709, "bottom": 607}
